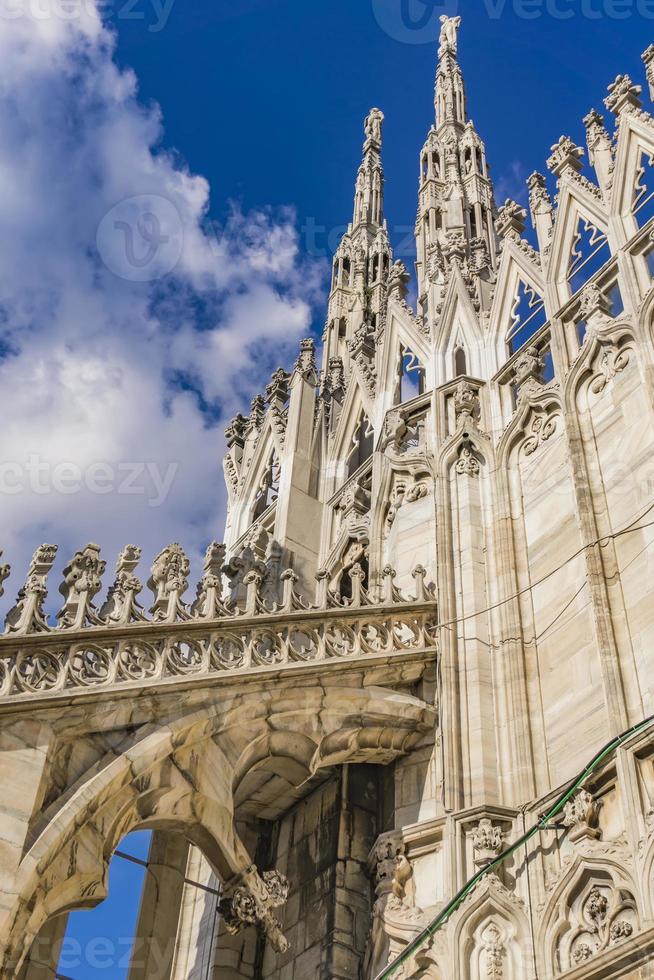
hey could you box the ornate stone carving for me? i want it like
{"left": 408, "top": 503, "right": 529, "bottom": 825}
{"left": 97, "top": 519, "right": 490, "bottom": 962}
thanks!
{"left": 495, "top": 199, "right": 527, "bottom": 240}
{"left": 191, "top": 542, "right": 227, "bottom": 618}
{"left": 57, "top": 544, "right": 106, "bottom": 630}
{"left": 563, "top": 883, "right": 638, "bottom": 969}
{"left": 5, "top": 544, "right": 58, "bottom": 634}
{"left": 387, "top": 260, "right": 410, "bottom": 302}
{"left": 295, "top": 337, "right": 316, "bottom": 379}
{"left": 371, "top": 834, "right": 423, "bottom": 922}
{"left": 100, "top": 545, "right": 145, "bottom": 625}
{"left": 148, "top": 544, "right": 191, "bottom": 622}
{"left": 0, "top": 554, "right": 9, "bottom": 599}
{"left": 219, "top": 866, "right": 290, "bottom": 954}
{"left": 590, "top": 344, "right": 630, "bottom": 395}
{"left": 528, "top": 171, "right": 553, "bottom": 214}
{"left": 522, "top": 412, "right": 557, "bottom": 456}
{"left": 438, "top": 14, "right": 461, "bottom": 57}
{"left": 514, "top": 346, "right": 545, "bottom": 399}
{"left": 225, "top": 413, "right": 247, "bottom": 450}
{"left": 604, "top": 74, "right": 642, "bottom": 116}
{"left": 482, "top": 923, "right": 505, "bottom": 979}
{"left": 643, "top": 44, "right": 654, "bottom": 101}
{"left": 472, "top": 819, "right": 504, "bottom": 867}
{"left": 547, "top": 136, "right": 584, "bottom": 178}
{"left": 364, "top": 107, "right": 384, "bottom": 147}
{"left": 456, "top": 440, "right": 480, "bottom": 477}
{"left": 562, "top": 790, "right": 602, "bottom": 843}
{"left": 579, "top": 282, "right": 612, "bottom": 322}
{"left": 453, "top": 379, "right": 480, "bottom": 427}
{"left": 248, "top": 394, "right": 266, "bottom": 431}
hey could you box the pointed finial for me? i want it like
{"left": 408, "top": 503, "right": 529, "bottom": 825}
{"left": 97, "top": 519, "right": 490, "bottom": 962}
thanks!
{"left": 643, "top": 45, "right": 654, "bottom": 101}
{"left": 192, "top": 542, "right": 227, "bottom": 619}
{"left": 495, "top": 200, "right": 527, "bottom": 240}
{"left": 354, "top": 109, "right": 385, "bottom": 226}
{"left": 5, "top": 544, "right": 58, "bottom": 634}
{"left": 148, "top": 543, "right": 190, "bottom": 622}
{"left": 100, "top": 545, "right": 145, "bottom": 625}
{"left": 527, "top": 172, "right": 552, "bottom": 215}
{"left": 604, "top": 75, "right": 642, "bottom": 116}
{"left": 0, "top": 553, "right": 9, "bottom": 598}
{"left": 295, "top": 338, "right": 316, "bottom": 380}
{"left": 57, "top": 543, "right": 106, "bottom": 630}
{"left": 547, "top": 136, "right": 584, "bottom": 178}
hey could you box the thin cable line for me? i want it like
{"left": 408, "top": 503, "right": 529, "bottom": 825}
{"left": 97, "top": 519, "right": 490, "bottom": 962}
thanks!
{"left": 432, "top": 500, "right": 654, "bottom": 636}
{"left": 373, "top": 714, "right": 654, "bottom": 980}
{"left": 114, "top": 850, "right": 222, "bottom": 897}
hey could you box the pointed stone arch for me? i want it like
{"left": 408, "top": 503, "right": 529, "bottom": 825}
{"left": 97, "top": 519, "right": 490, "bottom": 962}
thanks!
{"left": 546, "top": 179, "right": 610, "bottom": 308}
{"left": 377, "top": 303, "right": 431, "bottom": 419}
{"left": 1, "top": 686, "right": 435, "bottom": 977}
{"left": 611, "top": 111, "right": 654, "bottom": 236}
{"left": 435, "top": 265, "right": 486, "bottom": 381}
{"left": 487, "top": 240, "right": 546, "bottom": 364}
{"left": 536, "top": 853, "right": 641, "bottom": 976}
{"left": 450, "top": 876, "right": 531, "bottom": 980}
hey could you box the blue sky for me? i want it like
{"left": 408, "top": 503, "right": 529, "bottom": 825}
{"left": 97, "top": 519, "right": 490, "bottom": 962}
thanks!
{"left": 112, "top": 0, "right": 650, "bottom": 249}
{"left": 0, "top": 2, "right": 650, "bottom": 975}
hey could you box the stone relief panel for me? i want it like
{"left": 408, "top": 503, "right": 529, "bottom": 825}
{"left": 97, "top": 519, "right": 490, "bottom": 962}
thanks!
{"left": 554, "top": 876, "right": 639, "bottom": 973}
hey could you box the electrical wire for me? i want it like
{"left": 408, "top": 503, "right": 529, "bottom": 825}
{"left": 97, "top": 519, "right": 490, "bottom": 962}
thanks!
{"left": 372, "top": 713, "right": 654, "bottom": 980}
{"left": 430, "top": 500, "right": 654, "bottom": 636}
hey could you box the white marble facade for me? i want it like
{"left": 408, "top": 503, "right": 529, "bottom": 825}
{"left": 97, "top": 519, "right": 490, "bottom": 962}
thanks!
{"left": 2, "top": 17, "right": 654, "bottom": 980}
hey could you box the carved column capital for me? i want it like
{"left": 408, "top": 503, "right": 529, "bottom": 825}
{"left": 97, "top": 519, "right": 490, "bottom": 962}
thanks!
{"left": 562, "top": 789, "right": 602, "bottom": 842}
{"left": 219, "top": 867, "right": 290, "bottom": 953}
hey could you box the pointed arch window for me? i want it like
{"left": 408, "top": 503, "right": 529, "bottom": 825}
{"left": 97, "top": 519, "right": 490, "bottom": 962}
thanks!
{"left": 507, "top": 280, "right": 547, "bottom": 354}
{"left": 454, "top": 346, "right": 468, "bottom": 377}
{"left": 252, "top": 451, "right": 280, "bottom": 520}
{"left": 633, "top": 149, "right": 654, "bottom": 227}
{"left": 399, "top": 346, "right": 426, "bottom": 403}
{"left": 567, "top": 217, "right": 610, "bottom": 294}
{"left": 346, "top": 412, "right": 374, "bottom": 477}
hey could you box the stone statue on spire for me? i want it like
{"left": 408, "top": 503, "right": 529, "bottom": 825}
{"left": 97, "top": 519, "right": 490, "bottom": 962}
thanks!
{"left": 438, "top": 15, "right": 461, "bottom": 57}
{"left": 364, "top": 107, "right": 384, "bottom": 146}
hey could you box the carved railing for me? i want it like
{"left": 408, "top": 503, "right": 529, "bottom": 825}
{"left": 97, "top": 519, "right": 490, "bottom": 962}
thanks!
{"left": 0, "top": 543, "right": 438, "bottom": 702}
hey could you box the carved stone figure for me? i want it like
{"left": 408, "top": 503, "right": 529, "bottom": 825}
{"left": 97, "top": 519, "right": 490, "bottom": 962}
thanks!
{"left": 439, "top": 15, "right": 461, "bottom": 56}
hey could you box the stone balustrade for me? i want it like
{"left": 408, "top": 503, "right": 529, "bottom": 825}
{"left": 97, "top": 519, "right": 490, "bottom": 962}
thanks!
{"left": 0, "top": 542, "right": 438, "bottom": 702}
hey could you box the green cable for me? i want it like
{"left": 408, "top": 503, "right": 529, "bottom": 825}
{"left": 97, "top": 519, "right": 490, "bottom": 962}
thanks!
{"left": 373, "top": 713, "right": 654, "bottom": 980}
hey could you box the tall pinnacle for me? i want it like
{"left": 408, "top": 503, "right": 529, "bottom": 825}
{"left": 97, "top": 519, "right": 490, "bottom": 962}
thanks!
{"left": 352, "top": 108, "right": 385, "bottom": 228}
{"left": 415, "top": 16, "right": 498, "bottom": 316}
{"left": 435, "top": 15, "right": 467, "bottom": 128}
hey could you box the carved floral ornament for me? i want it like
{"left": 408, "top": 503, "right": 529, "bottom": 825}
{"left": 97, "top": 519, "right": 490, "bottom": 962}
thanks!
{"left": 560, "top": 882, "right": 638, "bottom": 971}
{"left": 522, "top": 410, "right": 558, "bottom": 457}
{"left": 589, "top": 343, "right": 631, "bottom": 395}
{"left": 219, "top": 866, "right": 291, "bottom": 953}
{"left": 472, "top": 818, "right": 504, "bottom": 867}
{"left": 456, "top": 440, "right": 480, "bottom": 477}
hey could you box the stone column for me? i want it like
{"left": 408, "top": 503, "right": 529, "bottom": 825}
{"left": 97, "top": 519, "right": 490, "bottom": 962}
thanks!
{"left": 128, "top": 832, "right": 190, "bottom": 980}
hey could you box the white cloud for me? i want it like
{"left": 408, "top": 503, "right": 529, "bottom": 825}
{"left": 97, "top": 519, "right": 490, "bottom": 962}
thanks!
{"left": 0, "top": 1, "right": 325, "bottom": 619}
